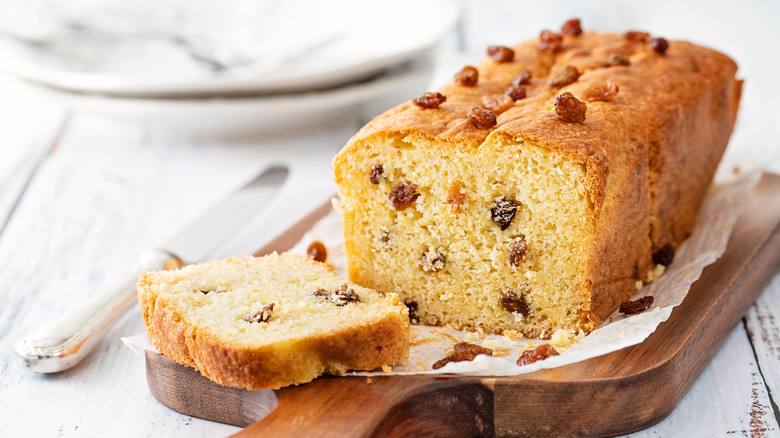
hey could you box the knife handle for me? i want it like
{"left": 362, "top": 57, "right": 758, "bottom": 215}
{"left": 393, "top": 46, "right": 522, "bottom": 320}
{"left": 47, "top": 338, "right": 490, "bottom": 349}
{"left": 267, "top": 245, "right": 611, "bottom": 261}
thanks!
{"left": 13, "top": 249, "right": 181, "bottom": 373}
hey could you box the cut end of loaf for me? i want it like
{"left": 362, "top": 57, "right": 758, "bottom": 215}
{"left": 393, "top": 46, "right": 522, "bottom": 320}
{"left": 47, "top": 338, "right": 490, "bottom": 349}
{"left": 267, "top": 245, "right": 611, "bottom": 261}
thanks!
{"left": 335, "top": 134, "right": 597, "bottom": 338}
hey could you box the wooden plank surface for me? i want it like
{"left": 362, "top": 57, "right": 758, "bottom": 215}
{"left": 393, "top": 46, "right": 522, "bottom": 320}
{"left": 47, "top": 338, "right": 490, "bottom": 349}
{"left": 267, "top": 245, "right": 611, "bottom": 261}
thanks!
{"left": 744, "top": 274, "right": 780, "bottom": 436}
{"left": 0, "top": 109, "right": 353, "bottom": 438}
{"left": 141, "top": 173, "right": 780, "bottom": 437}
{"left": 1, "top": 2, "right": 780, "bottom": 436}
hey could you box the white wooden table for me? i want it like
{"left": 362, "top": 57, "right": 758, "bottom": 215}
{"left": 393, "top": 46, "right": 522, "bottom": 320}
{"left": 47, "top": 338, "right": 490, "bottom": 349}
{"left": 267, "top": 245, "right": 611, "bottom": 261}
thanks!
{"left": 1, "top": 1, "right": 779, "bottom": 436}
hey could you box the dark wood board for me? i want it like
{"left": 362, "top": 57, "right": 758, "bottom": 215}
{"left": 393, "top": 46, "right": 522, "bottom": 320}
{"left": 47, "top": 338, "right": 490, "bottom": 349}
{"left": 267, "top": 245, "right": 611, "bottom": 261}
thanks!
{"left": 145, "top": 173, "right": 780, "bottom": 437}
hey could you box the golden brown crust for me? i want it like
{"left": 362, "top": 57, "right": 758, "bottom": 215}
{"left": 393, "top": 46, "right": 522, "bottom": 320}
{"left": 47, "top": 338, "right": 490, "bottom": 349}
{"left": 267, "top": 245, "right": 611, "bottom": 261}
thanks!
{"left": 137, "top": 254, "right": 410, "bottom": 390}
{"left": 334, "top": 28, "right": 740, "bottom": 336}
{"left": 147, "top": 302, "right": 409, "bottom": 389}
{"left": 343, "top": 32, "right": 738, "bottom": 165}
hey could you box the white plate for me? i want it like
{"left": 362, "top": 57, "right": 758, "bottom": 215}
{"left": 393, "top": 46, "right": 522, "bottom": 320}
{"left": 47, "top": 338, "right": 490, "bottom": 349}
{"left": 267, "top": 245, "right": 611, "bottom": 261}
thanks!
{"left": 0, "top": 0, "right": 459, "bottom": 98}
{"left": 24, "top": 59, "right": 434, "bottom": 137}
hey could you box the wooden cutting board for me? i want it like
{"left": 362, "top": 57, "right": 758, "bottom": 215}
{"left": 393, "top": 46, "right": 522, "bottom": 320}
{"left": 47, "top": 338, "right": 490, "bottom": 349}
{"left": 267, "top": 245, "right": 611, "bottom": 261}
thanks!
{"left": 145, "top": 173, "right": 780, "bottom": 437}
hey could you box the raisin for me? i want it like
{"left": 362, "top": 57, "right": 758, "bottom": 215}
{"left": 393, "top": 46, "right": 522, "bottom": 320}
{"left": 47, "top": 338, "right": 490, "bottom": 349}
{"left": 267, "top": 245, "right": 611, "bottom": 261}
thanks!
{"left": 504, "top": 84, "right": 527, "bottom": 101}
{"left": 582, "top": 83, "right": 619, "bottom": 102}
{"left": 517, "top": 344, "right": 559, "bottom": 366}
{"left": 549, "top": 65, "right": 580, "bottom": 87}
{"left": 412, "top": 92, "right": 446, "bottom": 109}
{"left": 482, "top": 94, "right": 514, "bottom": 113}
{"left": 306, "top": 240, "right": 328, "bottom": 263}
{"left": 454, "top": 342, "right": 492, "bottom": 357}
{"left": 369, "top": 164, "right": 384, "bottom": 184}
{"left": 336, "top": 285, "right": 360, "bottom": 304}
{"left": 561, "top": 18, "right": 583, "bottom": 36}
{"left": 454, "top": 65, "right": 479, "bottom": 86}
{"left": 432, "top": 342, "right": 493, "bottom": 370}
{"left": 624, "top": 31, "right": 650, "bottom": 42}
{"left": 198, "top": 286, "right": 227, "bottom": 295}
{"left": 466, "top": 106, "right": 497, "bottom": 129}
{"left": 554, "top": 91, "right": 587, "bottom": 123}
{"left": 421, "top": 250, "right": 446, "bottom": 272}
{"left": 389, "top": 182, "right": 420, "bottom": 210}
{"left": 491, "top": 198, "right": 520, "bottom": 230}
{"left": 487, "top": 45, "right": 514, "bottom": 63}
{"left": 652, "top": 243, "right": 675, "bottom": 267}
{"left": 403, "top": 299, "right": 419, "bottom": 323}
{"left": 607, "top": 53, "right": 630, "bottom": 66}
{"left": 539, "top": 30, "right": 563, "bottom": 52}
{"left": 164, "top": 256, "right": 187, "bottom": 270}
{"left": 650, "top": 37, "right": 669, "bottom": 54}
{"left": 499, "top": 292, "right": 529, "bottom": 316}
{"left": 444, "top": 181, "right": 467, "bottom": 211}
{"left": 513, "top": 69, "right": 532, "bottom": 85}
{"left": 379, "top": 230, "right": 391, "bottom": 244}
{"left": 314, "top": 285, "right": 360, "bottom": 306}
{"left": 508, "top": 238, "right": 528, "bottom": 267}
{"left": 432, "top": 357, "right": 452, "bottom": 370}
{"left": 619, "top": 295, "right": 654, "bottom": 315}
{"left": 243, "top": 303, "right": 275, "bottom": 323}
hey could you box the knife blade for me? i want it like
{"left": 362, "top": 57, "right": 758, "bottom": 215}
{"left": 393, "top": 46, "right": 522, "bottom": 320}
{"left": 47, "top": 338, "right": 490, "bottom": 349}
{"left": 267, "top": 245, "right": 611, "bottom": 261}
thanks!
{"left": 14, "top": 165, "right": 288, "bottom": 373}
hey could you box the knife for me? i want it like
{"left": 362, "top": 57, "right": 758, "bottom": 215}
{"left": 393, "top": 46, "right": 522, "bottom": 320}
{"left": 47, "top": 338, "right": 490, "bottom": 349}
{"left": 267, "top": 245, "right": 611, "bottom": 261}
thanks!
{"left": 14, "top": 165, "right": 289, "bottom": 373}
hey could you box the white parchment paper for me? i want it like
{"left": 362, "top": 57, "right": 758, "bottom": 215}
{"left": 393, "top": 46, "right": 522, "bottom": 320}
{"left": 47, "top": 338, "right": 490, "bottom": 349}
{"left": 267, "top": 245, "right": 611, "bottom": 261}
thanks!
{"left": 124, "top": 173, "right": 759, "bottom": 377}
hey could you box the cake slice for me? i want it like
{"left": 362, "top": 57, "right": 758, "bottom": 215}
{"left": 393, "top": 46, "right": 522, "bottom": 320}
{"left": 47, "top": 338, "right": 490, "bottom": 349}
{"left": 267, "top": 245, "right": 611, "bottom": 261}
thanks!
{"left": 333, "top": 21, "right": 741, "bottom": 338}
{"left": 137, "top": 253, "right": 409, "bottom": 390}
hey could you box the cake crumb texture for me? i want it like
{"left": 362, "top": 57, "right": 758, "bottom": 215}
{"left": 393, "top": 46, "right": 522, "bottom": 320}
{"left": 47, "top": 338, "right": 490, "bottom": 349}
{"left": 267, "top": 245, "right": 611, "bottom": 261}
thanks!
{"left": 137, "top": 253, "right": 410, "bottom": 390}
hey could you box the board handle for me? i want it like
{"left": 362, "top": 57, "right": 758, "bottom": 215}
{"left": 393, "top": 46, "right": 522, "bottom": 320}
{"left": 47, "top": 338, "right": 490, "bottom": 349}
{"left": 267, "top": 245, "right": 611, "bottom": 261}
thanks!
{"left": 233, "top": 375, "right": 495, "bottom": 438}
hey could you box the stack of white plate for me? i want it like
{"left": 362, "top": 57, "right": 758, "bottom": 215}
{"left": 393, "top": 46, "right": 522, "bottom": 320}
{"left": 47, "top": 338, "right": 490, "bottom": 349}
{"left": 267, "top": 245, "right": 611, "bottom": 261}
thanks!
{"left": 0, "top": 0, "right": 460, "bottom": 136}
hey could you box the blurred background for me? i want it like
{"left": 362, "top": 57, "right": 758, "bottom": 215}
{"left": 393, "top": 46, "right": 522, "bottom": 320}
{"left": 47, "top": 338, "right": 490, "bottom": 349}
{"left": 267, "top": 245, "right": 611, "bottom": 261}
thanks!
{"left": 0, "top": 0, "right": 777, "bottom": 169}
{"left": 1, "top": 0, "right": 779, "bottom": 437}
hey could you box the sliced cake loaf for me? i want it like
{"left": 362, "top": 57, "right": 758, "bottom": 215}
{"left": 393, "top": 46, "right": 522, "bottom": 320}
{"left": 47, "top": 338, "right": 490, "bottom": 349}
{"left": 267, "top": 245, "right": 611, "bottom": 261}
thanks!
{"left": 333, "top": 21, "right": 741, "bottom": 338}
{"left": 137, "top": 253, "right": 409, "bottom": 390}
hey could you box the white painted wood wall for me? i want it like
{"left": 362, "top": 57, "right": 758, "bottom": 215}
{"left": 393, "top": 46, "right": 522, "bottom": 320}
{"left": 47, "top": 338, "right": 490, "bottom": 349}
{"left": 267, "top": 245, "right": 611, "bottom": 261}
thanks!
{"left": 1, "top": 1, "right": 778, "bottom": 436}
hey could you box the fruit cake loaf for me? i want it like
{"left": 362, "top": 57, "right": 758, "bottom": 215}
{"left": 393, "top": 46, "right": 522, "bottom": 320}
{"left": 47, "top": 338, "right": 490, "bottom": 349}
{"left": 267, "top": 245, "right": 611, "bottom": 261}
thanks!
{"left": 332, "top": 19, "right": 741, "bottom": 338}
{"left": 137, "top": 253, "right": 409, "bottom": 390}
